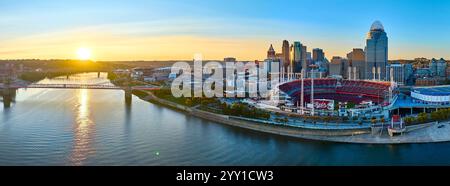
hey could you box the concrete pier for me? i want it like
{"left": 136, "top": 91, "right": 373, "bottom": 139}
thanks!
{"left": 2, "top": 88, "right": 16, "bottom": 108}
{"left": 125, "top": 88, "right": 132, "bottom": 104}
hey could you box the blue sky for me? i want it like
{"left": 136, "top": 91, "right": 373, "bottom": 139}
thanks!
{"left": 0, "top": 0, "right": 449, "bottom": 60}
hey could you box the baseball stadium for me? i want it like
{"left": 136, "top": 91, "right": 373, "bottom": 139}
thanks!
{"left": 279, "top": 78, "right": 396, "bottom": 106}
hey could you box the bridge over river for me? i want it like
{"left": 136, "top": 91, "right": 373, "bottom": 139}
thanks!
{"left": 1, "top": 83, "right": 160, "bottom": 90}
{"left": 0, "top": 83, "right": 160, "bottom": 108}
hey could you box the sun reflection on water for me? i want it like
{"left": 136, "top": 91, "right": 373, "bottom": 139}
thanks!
{"left": 70, "top": 89, "right": 95, "bottom": 165}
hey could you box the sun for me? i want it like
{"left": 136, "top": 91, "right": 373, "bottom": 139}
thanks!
{"left": 76, "top": 47, "right": 92, "bottom": 60}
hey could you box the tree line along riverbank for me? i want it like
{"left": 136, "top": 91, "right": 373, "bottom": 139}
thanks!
{"left": 133, "top": 88, "right": 272, "bottom": 121}
{"left": 18, "top": 72, "right": 80, "bottom": 82}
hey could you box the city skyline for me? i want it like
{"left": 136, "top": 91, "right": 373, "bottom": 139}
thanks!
{"left": 0, "top": 0, "right": 449, "bottom": 61}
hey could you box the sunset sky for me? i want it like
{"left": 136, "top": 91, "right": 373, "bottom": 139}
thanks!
{"left": 0, "top": 0, "right": 449, "bottom": 61}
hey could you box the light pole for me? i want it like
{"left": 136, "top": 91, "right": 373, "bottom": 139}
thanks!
{"left": 300, "top": 69, "right": 304, "bottom": 115}
{"left": 310, "top": 64, "right": 318, "bottom": 116}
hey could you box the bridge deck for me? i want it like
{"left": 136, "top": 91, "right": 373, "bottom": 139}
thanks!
{"left": 1, "top": 84, "right": 160, "bottom": 90}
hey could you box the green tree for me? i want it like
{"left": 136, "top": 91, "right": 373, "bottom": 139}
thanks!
{"left": 431, "top": 112, "right": 441, "bottom": 121}
{"left": 404, "top": 117, "right": 414, "bottom": 125}
{"left": 417, "top": 112, "right": 429, "bottom": 123}
{"left": 185, "top": 99, "right": 193, "bottom": 106}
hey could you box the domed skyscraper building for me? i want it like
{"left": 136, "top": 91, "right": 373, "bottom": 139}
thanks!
{"left": 365, "top": 21, "right": 388, "bottom": 81}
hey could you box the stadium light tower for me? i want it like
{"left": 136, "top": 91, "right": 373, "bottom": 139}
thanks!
{"left": 310, "top": 64, "right": 319, "bottom": 116}
{"left": 348, "top": 66, "right": 352, "bottom": 80}
{"left": 300, "top": 69, "right": 305, "bottom": 115}
{"left": 378, "top": 67, "right": 381, "bottom": 81}
{"left": 372, "top": 67, "right": 376, "bottom": 81}
{"left": 390, "top": 68, "right": 394, "bottom": 83}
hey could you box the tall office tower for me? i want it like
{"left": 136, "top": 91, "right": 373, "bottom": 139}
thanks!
{"left": 365, "top": 21, "right": 388, "bottom": 81}
{"left": 267, "top": 44, "right": 276, "bottom": 60}
{"left": 306, "top": 52, "right": 312, "bottom": 61}
{"left": 301, "top": 45, "right": 308, "bottom": 72}
{"left": 306, "top": 52, "right": 313, "bottom": 73}
{"left": 312, "top": 48, "right": 325, "bottom": 62}
{"left": 347, "top": 48, "right": 366, "bottom": 79}
{"left": 290, "top": 41, "right": 307, "bottom": 73}
{"left": 290, "top": 42, "right": 300, "bottom": 73}
{"left": 329, "top": 56, "right": 344, "bottom": 77}
{"left": 282, "top": 40, "right": 290, "bottom": 71}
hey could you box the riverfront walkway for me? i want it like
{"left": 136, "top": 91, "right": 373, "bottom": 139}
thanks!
{"left": 305, "top": 121, "right": 450, "bottom": 144}
{"left": 231, "top": 116, "right": 371, "bottom": 130}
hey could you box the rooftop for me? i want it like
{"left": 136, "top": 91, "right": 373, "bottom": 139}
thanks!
{"left": 413, "top": 85, "right": 450, "bottom": 96}
{"left": 370, "top": 21, "right": 384, "bottom": 31}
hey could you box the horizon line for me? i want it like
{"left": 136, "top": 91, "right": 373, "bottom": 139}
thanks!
{"left": 1, "top": 58, "right": 448, "bottom": 62}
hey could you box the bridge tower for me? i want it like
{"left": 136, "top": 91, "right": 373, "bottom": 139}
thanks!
{"left": 125, "top": 88, "right": 132, "bottom": 104}
{"left": 123, "top": 79, "right": 132, "bottom": 104}
{"left": 2, "top": 88, "right": 15, "bottom": 108}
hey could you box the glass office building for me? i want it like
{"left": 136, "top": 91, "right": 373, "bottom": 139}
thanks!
{"left": 365, "top": 21, "right": 388, "bottom": 81}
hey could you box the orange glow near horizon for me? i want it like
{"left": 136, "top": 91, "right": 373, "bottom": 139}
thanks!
{"left": 0, "top": 28, "right": 446, "bottom": 61}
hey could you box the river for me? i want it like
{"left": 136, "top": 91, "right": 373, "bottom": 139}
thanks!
{"left": 1, "top": 72, "right": 450, "bottom": 165}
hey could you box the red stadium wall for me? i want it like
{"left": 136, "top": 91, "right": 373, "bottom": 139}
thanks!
{"left": 279, "top": 79, "right": 391, "bottom": 105}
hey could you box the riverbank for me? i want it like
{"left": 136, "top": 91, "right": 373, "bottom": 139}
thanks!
{"left": 131, "top": 90, "right": 450, "bottom": 144}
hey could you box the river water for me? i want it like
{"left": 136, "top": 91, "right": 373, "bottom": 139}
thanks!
{"left": 1, "top": 73, "right": 450, "bottom": 165}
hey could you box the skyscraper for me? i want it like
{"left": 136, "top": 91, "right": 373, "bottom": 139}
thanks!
{"left": 301, "top": 45, "right": 308, "bottom": 72}
{"left": 365, "top": 21, "right": 388, "bottom": 81}
{"left": 290, "top": 41, "right": 307, "bottom": 73}
{"left": 282, "top": 40, "right": 290, "bottom": 71}
{"left": 329, "top": 56, "right": 344, "bottom": 77}
{"left": 267, "top": 44, "right": 276, "bottom": 60}
{"left": 347, "top": 48, "right": 366, "bottom": 79}
{"left": 312, "top": 48, "right": 325, "bottom": 62}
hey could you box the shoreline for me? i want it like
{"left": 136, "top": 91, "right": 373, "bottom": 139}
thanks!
{"left": 137, "top": 90, "right": 450, "bottom": 144}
